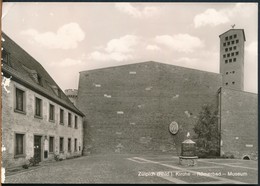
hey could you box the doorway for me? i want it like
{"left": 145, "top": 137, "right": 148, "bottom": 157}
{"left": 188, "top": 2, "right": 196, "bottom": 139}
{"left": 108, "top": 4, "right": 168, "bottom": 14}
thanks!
{"left": 34, "top": 135, "right": 42, "bottom": 162}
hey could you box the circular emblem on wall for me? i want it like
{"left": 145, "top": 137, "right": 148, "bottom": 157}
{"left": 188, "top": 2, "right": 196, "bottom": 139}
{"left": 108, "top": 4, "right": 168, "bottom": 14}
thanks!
{"left": 169, "top": 121, "right": 179, "bottom": 135}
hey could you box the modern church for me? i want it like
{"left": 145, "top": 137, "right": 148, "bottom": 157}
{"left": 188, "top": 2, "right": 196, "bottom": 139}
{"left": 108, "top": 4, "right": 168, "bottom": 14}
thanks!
{"left": 1, "top": 28, "right": 257, "bottom": 170}
{"left": 77, "top": 29, "right": 257, "bottom": 160}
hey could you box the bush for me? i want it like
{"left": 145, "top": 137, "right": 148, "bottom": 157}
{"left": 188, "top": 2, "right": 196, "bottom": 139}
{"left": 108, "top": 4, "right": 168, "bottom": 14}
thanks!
{"left": 54, "top": 154, "right": 60, "bottom": 161}
{"left": 196, "top": 147, "right": 209, "bottom": 158}
{"left": 221, "top": 153, "right": 235, "bottom": 159}
{"left": 22, "top": 164, "right": 29, "bottom": 169}
{"left": 28, "top": 156, "right": 40, "bottom": 166}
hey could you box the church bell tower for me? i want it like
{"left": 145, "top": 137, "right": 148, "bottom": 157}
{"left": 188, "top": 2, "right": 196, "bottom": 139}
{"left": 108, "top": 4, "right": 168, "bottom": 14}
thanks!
{"left": 219, "top": 29, "right": 246, "bottom": 91}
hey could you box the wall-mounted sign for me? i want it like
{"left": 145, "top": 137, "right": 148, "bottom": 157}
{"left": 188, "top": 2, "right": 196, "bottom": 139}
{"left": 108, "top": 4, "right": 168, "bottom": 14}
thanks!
{"left": 169, "top": 121, "right": 179, "bottom": 135}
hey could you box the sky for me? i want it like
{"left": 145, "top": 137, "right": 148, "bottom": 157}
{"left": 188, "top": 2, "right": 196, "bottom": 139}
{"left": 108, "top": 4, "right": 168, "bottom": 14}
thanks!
{"left": 2, "top": 2, "right": 258, "bottom": 93}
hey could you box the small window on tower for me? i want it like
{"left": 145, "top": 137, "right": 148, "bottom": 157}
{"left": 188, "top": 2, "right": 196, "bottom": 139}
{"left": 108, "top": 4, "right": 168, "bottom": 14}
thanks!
{"left": 229, "top": 36, "right": 232, "bottom": 40}
{"left": 236, "top": 39, "right": 239, "bottom": 43}
{"left": 225, "top": 82, "right": 228, "bottom": 85}
{"left": 227, "top": 53, "right": 230, "bottom": 57}
{"left": 223, "top": 43, "right": 226, "bottom": 47}
{"left": 225, "top": 60, "right": 228, "bottom": 64}
{"left": 226, "top": 72, "right": 228, "bottom": 75}
{"left": 223, "top": 54, "right": 226, "bottom": 58}
{"left": 231, "top": 52, "right": 234, "bottom": 56}
{"left": 232, "top": 82, "right": 235, "bottom": 85}
{"left": 233, "top": 46, "right": 237, "bottom": 50}
{"left": 229, "top": 47, "right": 232, "bottom": 51}
{"left": 231, "top": 41, "right": 235, "bottom": 44}
{"left": 225, "top": 36, "right": 228, "bottom": 41}
{"left": 229, "top": 59, "right": 232, "bottom": 63}
{"left": 227, "top": 42, "right": 230, "bottom": 45}
{"left": 225, "top": 48, "right": 228, "bottom": 52}
{"left": 232, "top": 71, "right": 235, "bottom": 74}
{"left": 234, "top": 34, "right": 237, "bottom": 38}
{"left": 236, "top": 51, "right": 239, "bottom": 55}
{"left": 233, "top": 58, "right": 236, "bottom": 62}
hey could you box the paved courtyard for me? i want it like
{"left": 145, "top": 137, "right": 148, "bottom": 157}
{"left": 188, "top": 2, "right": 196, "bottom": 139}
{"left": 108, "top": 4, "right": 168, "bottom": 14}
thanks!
{"left": 4, "top": 154, "right": 258, "bottom": 184}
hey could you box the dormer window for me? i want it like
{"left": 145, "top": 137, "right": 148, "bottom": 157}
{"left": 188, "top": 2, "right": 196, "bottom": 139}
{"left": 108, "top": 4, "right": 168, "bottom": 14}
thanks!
{"left": 37, "top": 74, "right": 42, "bottom": 86}
{"left": 22, "top": 65, "right": 42, "bottom": 86}
{"left": 2, "top": 49, "right": 10, "bottom": 65}
{"left": 51, "top": 85, "right": 62, "bottom": 98}
{"left": 32, "top": 72, "right": 42, "bottom": 86}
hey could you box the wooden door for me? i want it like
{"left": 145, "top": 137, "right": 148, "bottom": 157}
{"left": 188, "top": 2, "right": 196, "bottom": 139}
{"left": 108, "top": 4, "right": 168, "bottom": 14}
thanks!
{"left": 34, "top": 135, "right": 42, "bottom": 162}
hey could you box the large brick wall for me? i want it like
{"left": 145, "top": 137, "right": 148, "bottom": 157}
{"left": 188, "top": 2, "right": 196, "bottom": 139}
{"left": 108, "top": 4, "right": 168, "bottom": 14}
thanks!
{"left": 2, "top": 80, "right": 84, "bottom": 168}
{"left": 220, "top": 88, "right": 257, "bottom": 159}
{"left": 77, "top": 61, "right": 222, "bottom": 155}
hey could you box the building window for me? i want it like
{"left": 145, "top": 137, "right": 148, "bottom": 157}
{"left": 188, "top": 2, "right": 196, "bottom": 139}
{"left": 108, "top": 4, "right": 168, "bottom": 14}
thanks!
{"left": 225, "top": 60, "right": 228, "bottom": 64}
{"left": 60, "top": 109, "right": 64, "bottom": 124}
{"left": 229, "top": 59, "right": 232, "bottom": 63}
{"left": 49, "top": 104, "right": 55, "bottom": 121}
{"left": 223, "top": 54, "right": 226, "bottom": 58}
{"left": 68, "top": 138, "right": 71, "bottom": 152}
{"left": 233, "top": 46, "right": 237, "bottom": 50}
{"left": 227, "top": 42, "right": 230, "bottom": 45}
{"left": 233, "top": 58, "right": 236, "bottom": 62}
{"left": 227, "top": 53, "right": 230, "bottom": 57}
{"left": 234, "top": 34, "right": 237, "bottom": 38}
{"left": 68, "top": 113, "right": 72, "bottom": 127}
{"left": 15, "top": 133, "right": 24, "bottom": 156}
{"left": 225, "top": 48, "right": 228, "bottom": 52}
{"left": 15, "top": 88, "right": 25, "bottom": 112}
{"left": 225, "top": 36, "right": 228, "bottom": 41}
{"left": 231, "top": 52, "right": 234, "bottom": 56}
{"left": 59, "top": 137, "right": 64, "bottom": 152}
{"left": 35, "top": 97, "right": 42, "bottom": 117}
{"left": 49, "top": 137, "right": 54, "bottom": 153}
{"left": 236, "top": 51, "right": 239, "bottom": 55}
{"left": 74, "top": 139, "right": 77, "bottom": 152}
{"left": 226, "top": 72, "right": 228, "bottom": 75}
{"left": 232, "top": 82, "right": 235, "bottom": 85}
{"left": 75, "top": 116, "right": 78, "bottom": 129}
{"left": 229, "top": 47, "right": 232, "bottom": 51}
{"left": 233, "top": 71, "right": 235, "bottom": 74}
{"left": 225, "top": 82, "right": 228, "bottom": 85}
{"left": 229, "top": 36, "right": 232, "bottom": 40}
{"left": 223, "top": 43, "right": 226, "bottom": 47}
{"left": 231, "top": 41, "right": 235, "bottom": 45}
{"left": 236, "top": 39, "right": 239, "bottom": 43}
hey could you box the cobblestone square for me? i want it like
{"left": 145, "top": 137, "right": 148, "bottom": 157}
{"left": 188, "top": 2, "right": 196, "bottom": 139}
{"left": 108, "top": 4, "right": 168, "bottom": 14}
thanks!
{"left": 4, "top": 154, "right": 258, "bottom": 184}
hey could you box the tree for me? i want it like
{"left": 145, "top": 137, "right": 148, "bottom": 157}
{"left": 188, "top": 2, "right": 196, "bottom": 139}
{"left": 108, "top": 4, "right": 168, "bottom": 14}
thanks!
{"left": 193, "top": 104, "right": 220, "bottom": 157}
